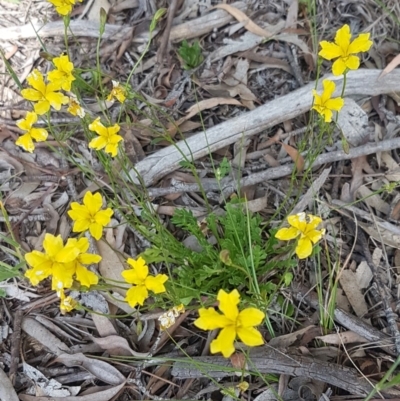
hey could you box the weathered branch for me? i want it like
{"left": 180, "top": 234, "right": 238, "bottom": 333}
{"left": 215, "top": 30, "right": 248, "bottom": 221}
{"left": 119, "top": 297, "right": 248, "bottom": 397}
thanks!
{"left": 171, "top": 346, "right": 400, "bottom": 397}
{"left": 129, "top": 69, "right": 400, "bottom": 186}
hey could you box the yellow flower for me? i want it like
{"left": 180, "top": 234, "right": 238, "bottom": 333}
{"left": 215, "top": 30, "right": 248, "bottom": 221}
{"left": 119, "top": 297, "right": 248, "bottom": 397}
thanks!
{"left": 107, "top": 81, "right": 127, "bottom": 103}
{"left": 48, "top": 54, "right": 76, "bottom": 91}
{"left": 15, "top": 111, "right": 48, "bottom": 153}
{"left": 58, "top": 289, "right": 78, "bottom": 314}
{"left": 21, "top": 69, "right": 68, "bottom": 115}
{"left": 48, "top": 0, "right": 82, "bottom": 16}
{"left": 64, "top": 237, "right": 101, "bottom": 288}
{"left": 24, "top": 234, "right": 80, "bottom": 286}
{"left": 194, "top": 289, "right": 264, "bottom": 358}
{"left": 275, "top": 213, "right": 325, "bottom": 259}
{"left": 88, "top": 118, "right": 123, "bottom": 157}
{"left": 158, "top": 304, "right": 185, "bottom": 330}
{"left": 67, "top": 191, "right": 113, "bottom": 240}
{"left": 319, "top": 24, "right": 373, "bottom": 76}
{"left": 122, "top": 257, "right": 168, "bottom": 308}
{"left": 312, "top": 79, "right": 344, "bottom": 123}
{"left": 67, "top": 94, "right": 85, "bottom": 118}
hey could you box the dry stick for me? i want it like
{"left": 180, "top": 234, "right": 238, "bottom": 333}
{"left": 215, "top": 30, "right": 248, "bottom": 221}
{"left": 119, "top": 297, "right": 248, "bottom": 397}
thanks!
{"left": 145, "top": 136, "right": 400, "bottom": 197}
{"left": 8, "top": 309, "right": 23, "bottom": 386}
{"left": 0, "top": 1, "right": 247, "bottom": 42}
{"left": 157, "top": 0, "right": 179, "bottom": 65}
{"left": 171, "top": 346, "right": 400, "bottom": 397}
{"left": 128, "top": 69, "right": 400, "bottom": 187}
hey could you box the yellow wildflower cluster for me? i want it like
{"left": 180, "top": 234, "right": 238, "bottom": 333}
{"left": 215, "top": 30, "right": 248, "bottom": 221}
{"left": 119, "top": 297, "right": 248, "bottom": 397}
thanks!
{"left": 19, "top": 52, "right": 124, "bottom": 156}
{"left": 24, "top": 234, "right": 101, "bottom": 312}
{"left": 312, "top": 24, "right": 373, "bottom": 122}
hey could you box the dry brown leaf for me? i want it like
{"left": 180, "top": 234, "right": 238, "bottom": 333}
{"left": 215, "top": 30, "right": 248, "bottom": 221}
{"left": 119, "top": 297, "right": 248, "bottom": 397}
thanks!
{"left": 169, "top": 97, "right": 242, "bottom": 135}
{"left": 55, "top": 353, "right": 125, "bottom": 385}
{"left": 339, "top": 270, "right": 370, "bottom": 322}
{"left": 280, "top": 142, "right": 304, "bottom": 172}
{"left": 285, "top": 0, "right": 298, "bottom": 29}
{"left": 0, "top": 367, "right": 19, "bottom": 401}
{"left": 316, "top": 331, "right": 368, "bottom": 345}
{"left": 214, "top": 4, "right": 272, "bottom": 37}
{"left": 269, "top": 326, "right": 318, "bottom": 348}
{"left": 184, "top": 97, "right": 242, "bottom": 121}
{"left": 93, "top": 335, "right": 148, "bottom": 357}
{"left": 379, "top": 53, "right": 400, "bottom": 80}
{"left": 19, "top": 382, "right": 125, "bottom": 401}
{"left": 22, "top": 318, "right": 70, "bottom": 356}
{"left": 97, "top": 240, "right": 126, "bottom": 297}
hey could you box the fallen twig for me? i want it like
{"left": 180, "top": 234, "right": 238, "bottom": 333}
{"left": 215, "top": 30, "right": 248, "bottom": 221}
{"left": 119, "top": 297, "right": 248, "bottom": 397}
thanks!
{"left": 171, "top": 346, "right": 400, "bottom": 397}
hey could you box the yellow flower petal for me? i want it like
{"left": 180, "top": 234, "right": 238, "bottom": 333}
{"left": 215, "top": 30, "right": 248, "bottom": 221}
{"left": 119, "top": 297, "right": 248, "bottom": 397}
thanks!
{"left": 43, "top": 234, "right": 64, "bottom": 257}
{"left": 237, "top": 308, "right": 265, "bottom": 327}
{"left": 30, "top": 128, "right": 48, "bottom": 142}
{"left": 145, "top": 274, "right": 168, "bottom": 294}
{"left": 51, "top": 263, "right": 75, "bottom": 290}
{"left": 83, "top": 192, "right": 102, "bottom": 215}
{"left": 72, "top": 219, "right": 91, "bottom": 233}
{"left": 89, "top": 136, "right": 108, "bottom": 151}
{"left": 321, "top": 80, "right": 336, "bottom": 103}
{"left": 21, "top": 88, "right": 42, "bottom": 102}
{"left": 236, "top": 326, "right": 264, "bottom": 347}
{"left": 194, "top": 307, "right": 230, "bottom": 330}
{"left": 126, "top": 257, "right": 148, "bottom": 280}
{"left": 306, "top": 215, "right": 323, "bottom": 231}
{"left": 319, "top": 41, "right": 342, "bottom": 60}
{"left": 78, "top": 252, "right": 102, "bottom": 265}
{"left": 125, "top": 284, "right": 148, "bottom": 307}
{"left": 94, "top": 209, "right": 113, "bottom": 226}
{"left": 332, "top": 57, "right": 347, "bottom": 76}
{"left": 105, "top": 143, "right": 119, "bottom": 157}
{"left": 25, "top": 264, "right": 52, "bottom": 286}
{"left": 210, "top": 326, "right": 236, "bottom": 358}
{"left": 325, "top": 97, "right": 344, "bottom": 112}
{"left": 88, "top": 222, "right": 103, "bottom": 240}
{"left": 46, "top": 91, "right": 68, "bottom": 110}
{"left": 122, "top": 259, "right": 148, "bottom": 285}
{"left": 89, "top": 118, "right": 108, "bottom": 136}
{"left": 306, "top": 229, "right": 325, "bottom": 244}
{"left": 348, "top": 33, "right": 373, "bottom": 54}
{"left": 334, "top": 24, "right": 351, "bottom": 52}
{"left": 344, "top": 54, "right": 360, "bottom": 71}
{"left": 275, "top": 226, "right": 299, "bottom": 241}
{"left": 288, "top": 213, "right": 307, "bottom": 232}
{"left": 34, "top": 100, "right": 50, "bottom": 115}
{"left": 16, "top": 133, "right": 35, "bottom": 153}
{"left": 75, "top": 264, "right": 99, "bottom": 287}
{"left": 295, "top": 237, "right": 313, "bottom": 259}
{"left": 321, "top": 108, "right": 333, "bottom": 123}
{"left": 217, "top": 289, "right": 239, "bottom": 322}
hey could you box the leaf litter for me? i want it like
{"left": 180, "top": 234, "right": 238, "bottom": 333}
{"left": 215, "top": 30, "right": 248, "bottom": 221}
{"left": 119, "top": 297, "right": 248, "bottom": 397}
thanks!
{"left": 1, "top": 0, "right": 400, "bottom": 400}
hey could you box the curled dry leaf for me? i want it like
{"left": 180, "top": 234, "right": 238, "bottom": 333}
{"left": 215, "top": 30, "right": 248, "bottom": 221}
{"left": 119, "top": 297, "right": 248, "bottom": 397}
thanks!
{"left": 93, "top": 335, "right": 149, "bottom": 357}
{"left": 18, "top": 381, "right": 125, "bottom": 401}
{"left": 54, "top": 353, "right": 125, "bottom": 385}
{"left": 169, "top": 97, "right": 242, "bottom": 136}
{"left": 379, "top": 53, "right": 400, "bottom": 80}
{"left": 316, "top": 331, "right": 369, "bottom": 345}
{"left": 280, "top": 142, "right": 304, "bottom": 172}
{"left": 213, "top": 4, "right": 272, "bottom": 38}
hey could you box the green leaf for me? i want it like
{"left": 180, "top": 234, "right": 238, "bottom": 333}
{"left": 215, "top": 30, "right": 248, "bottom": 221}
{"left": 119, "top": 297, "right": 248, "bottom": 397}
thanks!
{"left": 178, "top": 40, "right": 204, "bottom": 70}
